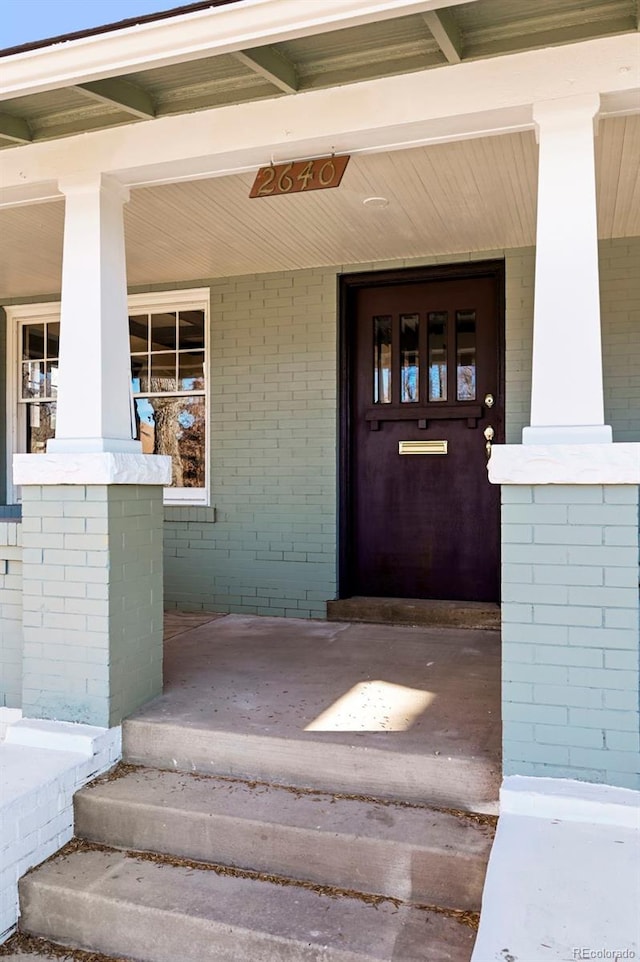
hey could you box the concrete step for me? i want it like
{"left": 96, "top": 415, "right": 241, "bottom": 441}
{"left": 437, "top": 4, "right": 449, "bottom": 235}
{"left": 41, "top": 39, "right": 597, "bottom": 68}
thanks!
{"left": 122, "top": 721, "right": 499, "bottom": 815}
{"left": 19, "top": 847, "right": 477, "bottom": 962}
{"left": 327, "top": 598, "right": 501, "bottom": 630}
{"left": 75, "top": 768, "right": 494, "bottom": 911}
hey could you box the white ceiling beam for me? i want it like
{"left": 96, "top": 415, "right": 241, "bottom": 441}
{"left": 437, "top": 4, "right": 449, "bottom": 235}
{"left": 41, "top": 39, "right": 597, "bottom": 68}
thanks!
{"left": 233, "top": 46, "right": 298, "bottom": 93}
{"left": 1, "top": 33, "right": 638, "bottom": 208}
{"left": 75, "top": 78, "right": 156, "bottom": 119}
{"left": 0, "top": 112, "right": 32, "bottom": 144}
{"left": 423, "top": 9, "right": 462, "bottom": 64}
{"left": 0, "top": 0, "right": 479, "bottom": 101}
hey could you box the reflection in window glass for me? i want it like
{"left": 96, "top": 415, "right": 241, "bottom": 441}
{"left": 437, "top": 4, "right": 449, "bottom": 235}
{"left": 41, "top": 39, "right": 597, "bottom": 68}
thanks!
{"left": 150, "top": 312, "right": 177, "bottom": 351}
{"left": 27, "top": 401, "right": 56, "bottom": 455}
{"left": 23, "top": 324, "right": 45, "bottom": 361}
{"left": 131, "top": 355, "right": 150, "bottom": 394}
{"left": 46, "top": 323, "right": 60, "bottom": 359}
{"left": 22, "top": 361, "right": 44, "bottom": 399}
{"left": 150, "top": 353, "right": 177, "bottom": 393}
{"left": 456, "top": 310, "right": 476, "bottom": 401}
{"left": 129, "top": 314, "right": 148, "bottom": 354}
{"left": 135, "top": 396, "right": 205, "bottom": 488}
{"left": 400, "top": 314, "right": 419, "bottom": 402}
{"left": 179, "top": 311, "right": 205, "bottom": 348}
{"left": 179, "top": 352, "right": 205, "bottom": 391}
{"left": 428, "top": 312, "right": 447, "bottom": 401}
{"left": 21, "top": 322, "right": 59, "bottom": 403}
{"left": 20, "top": 303, "right": 208, "bottom": 495}
{"left": 374, "top": 316, "right": 392, "bottom": 403}
{"left": 130, "top": 306, "right": 206, "bottom": 489}
{"left": 45, "top": 362, "right": 58, "bottom": 399}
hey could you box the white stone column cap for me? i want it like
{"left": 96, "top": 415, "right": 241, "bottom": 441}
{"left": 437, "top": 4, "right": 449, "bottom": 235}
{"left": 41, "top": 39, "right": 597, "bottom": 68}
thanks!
{"left": 488, "top": 443, "right": 640, "bottom": 485}
{"left": 501, "top": 775, "right": 640, "bottom": 828}
{"left": 13, "top": 452, "right": 172, "bottom": 486}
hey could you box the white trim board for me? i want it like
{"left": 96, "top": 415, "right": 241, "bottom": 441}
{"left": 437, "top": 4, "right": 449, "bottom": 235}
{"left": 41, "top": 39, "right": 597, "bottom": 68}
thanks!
{"left": 1, "top": 33, "right": 638, "bottom": 207}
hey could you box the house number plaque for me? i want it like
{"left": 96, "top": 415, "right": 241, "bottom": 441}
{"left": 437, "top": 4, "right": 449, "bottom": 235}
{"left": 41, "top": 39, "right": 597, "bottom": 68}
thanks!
{"left": 249, "top": 155, "right": 350, "bottom": 198}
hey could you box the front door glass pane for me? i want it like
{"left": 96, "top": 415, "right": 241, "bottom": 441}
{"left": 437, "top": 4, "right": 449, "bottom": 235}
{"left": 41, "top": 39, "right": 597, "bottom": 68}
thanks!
{"left": 373, "top": 316, "right": 392, "bottom": 403}
{"left": 456, "top": 310, "right": 476, "bottom": 401}
{"left": 428, "top": 311, "right": 447, "bottom": 401}
{"left": 400, "top": 314, "right": 419, "bottom": 403}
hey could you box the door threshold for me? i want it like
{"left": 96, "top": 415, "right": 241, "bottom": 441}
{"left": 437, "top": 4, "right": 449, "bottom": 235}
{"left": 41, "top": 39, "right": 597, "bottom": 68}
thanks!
{"left": 326, "top": 596, "right": 500, "bottom": 630}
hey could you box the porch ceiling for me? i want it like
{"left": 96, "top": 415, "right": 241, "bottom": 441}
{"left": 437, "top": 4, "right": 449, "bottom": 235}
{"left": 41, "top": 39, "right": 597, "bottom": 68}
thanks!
{"left": 0, "top": 0, "right": 637, "bottom": 151}
{"left": 0, "top": 115, "right": 638, "bottom": 300}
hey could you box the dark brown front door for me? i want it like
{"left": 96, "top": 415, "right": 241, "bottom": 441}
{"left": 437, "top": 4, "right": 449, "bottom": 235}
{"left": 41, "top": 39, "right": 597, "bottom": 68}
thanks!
{"left": 343, "top": 265, "right": 504, "bottom": 603}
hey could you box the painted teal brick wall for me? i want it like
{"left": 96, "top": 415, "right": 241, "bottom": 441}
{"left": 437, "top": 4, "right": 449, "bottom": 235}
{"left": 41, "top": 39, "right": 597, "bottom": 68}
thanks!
{"left": 601, "top": 239, "right": 640, "bottom": 441}
{"left": 163, "top": 267, "right": 339, "bottom": 618}
{"left": 501, "top": 484, "right": 640, "bottom": 790}
{"left": 0, "top": 521, "right": 22, "bottom": 707}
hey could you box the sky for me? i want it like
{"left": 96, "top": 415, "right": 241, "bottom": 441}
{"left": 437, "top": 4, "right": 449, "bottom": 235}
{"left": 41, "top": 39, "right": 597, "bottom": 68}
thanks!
{"left": 1, "top": 0, "right": 197, "bottom": 50}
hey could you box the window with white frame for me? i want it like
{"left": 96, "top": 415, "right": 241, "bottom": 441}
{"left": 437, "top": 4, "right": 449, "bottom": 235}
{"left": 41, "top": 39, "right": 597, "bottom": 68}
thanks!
{"left": 6, "top": 289, "right": 209, "bottom": 505}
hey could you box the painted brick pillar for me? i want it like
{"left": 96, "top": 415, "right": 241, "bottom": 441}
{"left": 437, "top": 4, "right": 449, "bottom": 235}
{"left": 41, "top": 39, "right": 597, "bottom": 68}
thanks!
{"left": 488, "top": 93, "right": 640, "bottom": 792}
{"left": 18, "top": 481, "right": 166, "bottom": 727}
{"left": 13, "top": 171, "right": 171, "bottom": 726}
{"left": 499, "top": 481, "right": 639, "bottom": 790}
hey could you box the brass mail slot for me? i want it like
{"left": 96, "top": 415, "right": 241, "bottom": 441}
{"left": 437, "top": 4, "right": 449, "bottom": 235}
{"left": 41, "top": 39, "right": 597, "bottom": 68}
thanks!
{"left": 399, "top": 440, "right": 448, "bottom": 455}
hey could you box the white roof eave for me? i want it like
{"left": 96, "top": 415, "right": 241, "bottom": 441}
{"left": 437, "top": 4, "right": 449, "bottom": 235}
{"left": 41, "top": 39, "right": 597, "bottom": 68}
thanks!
{"left": 0, "top": 0, "right": 479, "bottom": 101}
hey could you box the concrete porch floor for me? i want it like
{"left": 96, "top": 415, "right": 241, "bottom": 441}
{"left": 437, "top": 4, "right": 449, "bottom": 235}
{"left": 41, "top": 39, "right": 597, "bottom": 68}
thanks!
{"left": 135, "top": 611, "right": 503, "bottom": 812}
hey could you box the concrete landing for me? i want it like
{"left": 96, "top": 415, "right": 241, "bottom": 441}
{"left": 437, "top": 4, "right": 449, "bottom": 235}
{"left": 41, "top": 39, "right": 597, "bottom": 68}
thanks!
{"left": 124, "top": 614, "right": 501, "bottom": 812}
{"left": 75, "top": 767, "right": 495, "bottom": 910}
{"left": 19, "top": 848, "right": 477, "bottom": 962}
{"left": 327, "top": 598, "right": 501, "bottom": 630}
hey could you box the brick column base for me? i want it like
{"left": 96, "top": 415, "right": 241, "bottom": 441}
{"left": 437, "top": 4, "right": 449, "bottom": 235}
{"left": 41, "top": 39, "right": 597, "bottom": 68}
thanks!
{"left": 21, "top": 485, "right": 164, "bottom": 727}
{"left": 501, "top": 484, "right": 640, "bottom": 790}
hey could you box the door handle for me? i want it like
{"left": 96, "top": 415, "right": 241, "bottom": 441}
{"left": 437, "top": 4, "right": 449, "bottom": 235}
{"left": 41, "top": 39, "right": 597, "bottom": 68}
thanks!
{"left": 484, "top": 425, "right": 494, "bottom": 460}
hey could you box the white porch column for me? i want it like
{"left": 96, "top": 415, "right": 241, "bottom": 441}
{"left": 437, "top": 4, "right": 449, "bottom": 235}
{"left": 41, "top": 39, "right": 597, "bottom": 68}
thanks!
{"left": 47, "top": 172, "right": 140, "bottom": 454}
{"left": 13, "top": 170, "right": 171, "bottom": 728}
{"left": 523, "top": 93, "right": 611, "bottom": 446}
